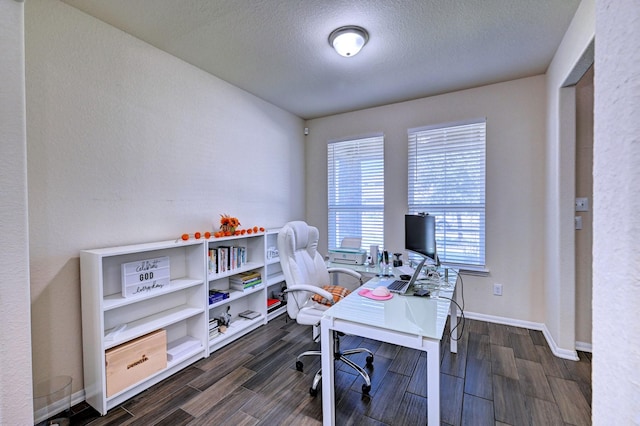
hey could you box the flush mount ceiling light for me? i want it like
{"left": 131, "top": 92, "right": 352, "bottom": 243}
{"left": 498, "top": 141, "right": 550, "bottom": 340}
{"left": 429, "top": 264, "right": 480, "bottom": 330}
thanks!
{"left": 328, "top": 25, "right": 369, "bottom": 57}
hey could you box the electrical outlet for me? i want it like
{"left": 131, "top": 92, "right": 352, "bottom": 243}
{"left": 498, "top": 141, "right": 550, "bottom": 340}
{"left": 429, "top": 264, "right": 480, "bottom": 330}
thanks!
{"left": 575, "top": 197, "right": 589, "bottom": 212}
{"left": 493, "top": 283, "right": 503, "bottom": 296}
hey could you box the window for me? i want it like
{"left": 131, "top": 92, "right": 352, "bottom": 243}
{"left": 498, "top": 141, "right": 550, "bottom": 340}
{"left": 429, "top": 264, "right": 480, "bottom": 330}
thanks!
{"left": 408, "top": 120, "right": 486, "bottom": 267}
{"left": 328, "top": 135, "right": 384, "bottom": 251}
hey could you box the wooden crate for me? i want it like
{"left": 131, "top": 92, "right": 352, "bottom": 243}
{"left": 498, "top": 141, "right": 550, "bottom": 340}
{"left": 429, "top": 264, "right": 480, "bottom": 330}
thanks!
{"left": 105, "top": 329, "right": 167, "bottom": 397}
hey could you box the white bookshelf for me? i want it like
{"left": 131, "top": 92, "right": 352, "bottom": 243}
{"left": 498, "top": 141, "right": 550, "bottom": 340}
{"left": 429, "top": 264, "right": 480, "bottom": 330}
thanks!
{"left": 206, "top": 232, "right": 269, "bottom": 352}
{"left": 80, "top": 239, "right": 208, "bottom": 415}
{"left": 80, "top": 229, "right": 287, "bottom": 416}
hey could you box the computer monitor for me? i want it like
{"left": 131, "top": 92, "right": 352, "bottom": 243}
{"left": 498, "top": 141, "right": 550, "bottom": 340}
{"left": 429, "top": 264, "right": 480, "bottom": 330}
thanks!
{"left": 405, "top": 213, "right": 440, "bottom": 277}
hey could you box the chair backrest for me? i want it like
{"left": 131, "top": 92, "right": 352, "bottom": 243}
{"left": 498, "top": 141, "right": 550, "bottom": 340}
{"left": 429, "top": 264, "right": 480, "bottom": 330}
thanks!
{"left": 278, "top": 221, "right": 330, "bottom": 320}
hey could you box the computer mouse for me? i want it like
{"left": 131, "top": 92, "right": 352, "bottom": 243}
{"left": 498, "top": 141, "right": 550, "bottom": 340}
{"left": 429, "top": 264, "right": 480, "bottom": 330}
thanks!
{"left": 400, "top": 274, "right": 412, "bottom": 281}
{"left": 371, "top": 286, "right": 391, "bottom": 297}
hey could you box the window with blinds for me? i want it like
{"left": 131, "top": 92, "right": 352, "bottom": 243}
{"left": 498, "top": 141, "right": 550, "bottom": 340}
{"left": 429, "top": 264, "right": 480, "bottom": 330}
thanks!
{"left": 408, "top": 120, "right": 486, "bottom": 267}
{"left": 328, "top": 135, "right": 384, "bottom": 251}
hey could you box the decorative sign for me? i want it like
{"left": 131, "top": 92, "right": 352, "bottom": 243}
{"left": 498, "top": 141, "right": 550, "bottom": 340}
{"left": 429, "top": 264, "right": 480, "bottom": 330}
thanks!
{"left": 121, "top": 256, "right": 170, "bottom": 298}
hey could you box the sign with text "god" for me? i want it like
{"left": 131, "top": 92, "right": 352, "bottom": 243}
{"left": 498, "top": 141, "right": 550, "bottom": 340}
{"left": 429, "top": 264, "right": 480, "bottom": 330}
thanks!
{"left": 121, "top": 256, "right": 170, "bottom": 298}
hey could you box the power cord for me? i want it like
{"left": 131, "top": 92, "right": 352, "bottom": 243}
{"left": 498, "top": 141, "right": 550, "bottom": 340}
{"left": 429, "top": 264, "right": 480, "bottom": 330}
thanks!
{"left": 438, "top": 272, "right": 466, "bottom": 341}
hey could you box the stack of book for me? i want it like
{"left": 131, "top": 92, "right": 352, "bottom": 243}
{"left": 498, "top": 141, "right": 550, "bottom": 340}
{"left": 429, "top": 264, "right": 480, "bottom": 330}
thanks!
{"left": 229, "top": 271, "right": 262, "bottom": 291}
{"left": 209, "top": 318, "right": 220, "bottom": 339}
{"left": 208, "top": 289, "right": 229, "bottom": 305}
{"left": 267, "top": 298, "right": 285, "bottom": 314}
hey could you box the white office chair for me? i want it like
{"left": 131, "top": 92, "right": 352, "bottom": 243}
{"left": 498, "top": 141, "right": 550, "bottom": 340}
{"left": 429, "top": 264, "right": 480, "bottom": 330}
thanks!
{"left": 278, "top": 221, "right": 373, "bottom": 396}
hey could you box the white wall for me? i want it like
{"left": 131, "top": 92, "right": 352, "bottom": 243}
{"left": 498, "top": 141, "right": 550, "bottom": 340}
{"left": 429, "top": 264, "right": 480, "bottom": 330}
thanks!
{"left": 305, "top": 76, "right": 547, "bottom": 324}
{"left": 25, "top": 0, "right": 304, "bottom": 400}
{"left": 0, "top": 0, "right": 34, "bottom": 423}
{"left": 545, "top": 0, "right": 594, "bottom": 358}
{"left": 593, "top": 0, "right": 640, "bottom": 422}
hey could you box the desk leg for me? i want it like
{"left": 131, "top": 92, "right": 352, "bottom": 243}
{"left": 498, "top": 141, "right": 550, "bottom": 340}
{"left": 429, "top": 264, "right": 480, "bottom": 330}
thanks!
{"left": 426, "top": 340, "right": 440, "bottom": 424}
{"left": 320, "top": 316, "right": 335, "bottom": 426}
{"left": 450, "top": 285, "right": 458, "bottom": 354}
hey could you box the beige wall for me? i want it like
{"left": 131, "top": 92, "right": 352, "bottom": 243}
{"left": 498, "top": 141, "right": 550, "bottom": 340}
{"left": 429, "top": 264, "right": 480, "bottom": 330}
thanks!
{"left": 305, "top": 76, "right": 548, "bottom": 324}
{"left": 25, "top": 0, "right": 305, "bottom": 402}
{"left": 0, "top": 0, "right": 34, "bottom": 423}
{"left": 575, "top": 65, "right": 593, "bottom": 346}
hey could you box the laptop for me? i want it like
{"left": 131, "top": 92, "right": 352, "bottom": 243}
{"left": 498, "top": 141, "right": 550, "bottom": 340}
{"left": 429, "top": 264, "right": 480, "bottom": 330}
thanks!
{"left": 380, "top": 277, "right": 412, "bottom": 294}
{"left": 380, "top": 268, "right": 420, "bottom": 294}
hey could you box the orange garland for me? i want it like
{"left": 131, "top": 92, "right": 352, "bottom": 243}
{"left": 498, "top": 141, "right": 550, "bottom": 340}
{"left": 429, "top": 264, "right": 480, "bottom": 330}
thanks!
{"left": 179, "top": 225, "right": 266, "bottom": 241}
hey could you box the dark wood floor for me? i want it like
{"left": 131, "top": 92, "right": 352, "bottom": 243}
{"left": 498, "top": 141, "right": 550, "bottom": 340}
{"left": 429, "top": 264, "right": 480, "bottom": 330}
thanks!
{"left": 67, "top": 314, "right": 591, "bottom": 425}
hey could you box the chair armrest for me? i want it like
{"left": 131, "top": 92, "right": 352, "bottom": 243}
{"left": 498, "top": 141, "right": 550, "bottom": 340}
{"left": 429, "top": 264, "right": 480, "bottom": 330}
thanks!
{"left": 327, "top": 267, "right": 363, "bottom": 284}
{"left": 284, "top": 285, "right": 335, "bottom": 303}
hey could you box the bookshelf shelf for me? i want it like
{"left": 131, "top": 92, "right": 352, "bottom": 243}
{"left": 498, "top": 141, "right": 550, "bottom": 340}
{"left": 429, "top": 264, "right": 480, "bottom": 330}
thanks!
{"left": 266, "top": 272, "right": 285, "bottom": 286}
{"left": 103, "top": 278, "right": 203, "bottom": 311}
{"left": 267, "top": 306, "right": 287, "bottom": 321}
{"left": 208, "top": 316, "right": 264, "bottom": 351}
{"left": 207, "top": 261, "right": 264, "bottom": 281}
{"left": 208, "top": 284, "right": 264, "bottom": 309}
{"left": 103, "top": 306, "right": 204, "bottom": 350}
{"left": 266, "top": 256, "right": 280, "bottom": 265}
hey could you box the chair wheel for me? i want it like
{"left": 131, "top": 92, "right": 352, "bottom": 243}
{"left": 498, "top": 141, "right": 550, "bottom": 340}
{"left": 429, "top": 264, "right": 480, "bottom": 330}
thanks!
{"left": 366, "top": 355, "right": 374, "bottom": 366}
{"left": 296, "top": 360, "right": 304, "bottom": 372}
{"left": 309, "top": 387, "right": 318, "bottom": 397}
{"left": 362, "top": 384, "right": 371, "bottom": 395}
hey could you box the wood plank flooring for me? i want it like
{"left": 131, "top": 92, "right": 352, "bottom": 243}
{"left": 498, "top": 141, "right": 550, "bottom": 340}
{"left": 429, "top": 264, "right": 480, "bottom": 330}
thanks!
{"left": 67, "top": 314, "right": 591, "bottom": 425}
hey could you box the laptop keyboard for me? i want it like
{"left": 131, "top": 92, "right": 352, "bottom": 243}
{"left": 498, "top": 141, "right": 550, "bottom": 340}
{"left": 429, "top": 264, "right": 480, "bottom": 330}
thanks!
{"left": 387, "top": 280, "right": 409, "bottom": 293}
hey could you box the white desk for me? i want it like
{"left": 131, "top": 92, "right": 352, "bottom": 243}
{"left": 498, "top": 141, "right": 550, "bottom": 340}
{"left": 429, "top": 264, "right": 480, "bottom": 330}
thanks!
{"left": 320, "top": 270, "right": 458, "bottom": 425}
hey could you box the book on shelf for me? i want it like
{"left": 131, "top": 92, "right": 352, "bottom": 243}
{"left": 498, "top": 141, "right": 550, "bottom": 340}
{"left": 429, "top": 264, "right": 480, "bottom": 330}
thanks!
{"left": 208, "top": 248, "right": 217, "bottom": 274}
{"left": 229, "top": 280, "right": 262, "bottom": 291}
{"left": 229, "top": 271, "right": 262, "bottom": 290}
{"left": 208, "top": 246, "right": 248, "bottom": 274}
{"left": 267, "top": 298, "right": 281, "bottom": 308}
{"left": 209, "top": 316, "right": 220, "bottom": 338}
{"left": 232, "top": 270, "right": 261, "bottom": 281}
{"left": 239, "top": 247, "right": 247, "bottom": 267}
{"left": 208, "top": 289, "right": 229, "bottom": 305}
{"left": 218, "top": 247, "right": 228, "bottom": 273}
{"left": 208, "top": 318, "right": 219, "bottom": 329}
{"left": 267, "top": 298, "right": 285, "bottom": 313}
{"left": 238, "top": 310, "right": 261, "bottom": 320}
{"left": 229, "top": 277, "right": 261, "bottom": 286}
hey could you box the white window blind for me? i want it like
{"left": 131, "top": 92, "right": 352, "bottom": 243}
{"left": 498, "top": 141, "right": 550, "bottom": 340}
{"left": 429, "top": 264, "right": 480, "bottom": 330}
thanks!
{"left": 408, "top": 120, "right": 486, "bottom": 267}
{"left": 328, "top": 135, "right": 384, "bottom": 251}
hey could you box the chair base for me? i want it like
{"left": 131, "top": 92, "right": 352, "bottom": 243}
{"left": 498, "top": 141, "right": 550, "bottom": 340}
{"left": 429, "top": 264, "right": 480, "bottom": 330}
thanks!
{"left": 296, "top": 332, "right": 373, "bottom": 396}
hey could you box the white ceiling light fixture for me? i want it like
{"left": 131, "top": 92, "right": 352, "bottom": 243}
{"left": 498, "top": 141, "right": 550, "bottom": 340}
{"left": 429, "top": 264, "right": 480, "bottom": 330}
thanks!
{"left": 328, "top": 25, "right": 369, "bottom": 57}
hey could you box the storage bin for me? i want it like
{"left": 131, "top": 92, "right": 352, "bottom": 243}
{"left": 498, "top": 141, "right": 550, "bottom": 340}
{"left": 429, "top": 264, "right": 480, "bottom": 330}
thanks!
{"left": 33, "top": 375, "right": 72, "bottom": 425}
{"left": 105, "top": 329, "right": 167, "bottom": 397}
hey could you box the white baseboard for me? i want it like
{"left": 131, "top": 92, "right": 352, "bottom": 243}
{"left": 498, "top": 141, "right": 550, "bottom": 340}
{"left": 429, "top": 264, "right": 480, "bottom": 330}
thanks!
{"left": 34, "top": 389, "right": 86, "bottom": 424}
{"left": 575, "top": 340, "right": 593, "bottom": 353}
{"left": 540, "top": 324, "right": 580, "bottom": 361}
{"left": 463, "top": 311, "right": 580, "bottom": 361}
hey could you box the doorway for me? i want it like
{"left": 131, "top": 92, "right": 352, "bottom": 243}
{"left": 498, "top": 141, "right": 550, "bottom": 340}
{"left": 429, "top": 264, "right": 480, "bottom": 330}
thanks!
{"left": 574, "top": 64, "right": 594, "bottom": 350}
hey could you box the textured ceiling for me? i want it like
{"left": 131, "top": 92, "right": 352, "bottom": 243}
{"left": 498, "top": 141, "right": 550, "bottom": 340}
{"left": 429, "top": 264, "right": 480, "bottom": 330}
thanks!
{"left": 60, "top": 0, "right": 580, "bottom": 119}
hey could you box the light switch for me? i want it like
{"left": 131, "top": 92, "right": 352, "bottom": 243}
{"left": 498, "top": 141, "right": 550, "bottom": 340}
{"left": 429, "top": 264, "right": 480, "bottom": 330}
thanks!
{"left": 575, "top": 197, "right": 589, "bottom": 212}
{"left": 575, "top": 216, "right": 583, "bottom": 230}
